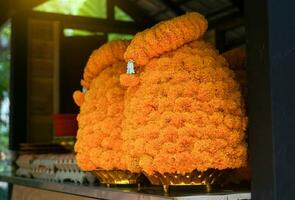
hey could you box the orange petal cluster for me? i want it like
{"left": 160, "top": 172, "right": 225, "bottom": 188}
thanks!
{"left": 222, "top": 47, "right": 246, "bottom": 70}
{"left": 73, "top": 12, "right": 248, "bottom": 176}
{"left": 81, "top": 40, "right": 130, "bottom": 89}
{"left": 124, "top": 12, "right": 208, "bottom": 67}
{"left": 120, "top": 74, "right": 140, "bottom": 87}
{"left": 73, "top": 90, "right": 84, "bottom": 107}
{"left": 222, "top": 48, "right": 247, "bottom": 97}
{"left": 74, "top": 40, "right": 129, "bottom": 171}
{"left": 121, "top": 13, "right": 247, "bottom": 175}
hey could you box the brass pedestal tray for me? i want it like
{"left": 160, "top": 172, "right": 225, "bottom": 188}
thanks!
{"left": 93, "top": 170, "right": 142, "bottom": 189}
{"left": 145, "top": 169, "right": 231, "bottom": 193}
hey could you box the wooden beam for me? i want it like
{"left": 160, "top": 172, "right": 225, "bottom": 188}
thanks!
{"left": 107, "top": 0, "right": 115, "bottom": 20}
{"left": 205, "top": 5, "right": 236, "bottom": 19}
{"left": 215, "top": 30, "right": 226, "bottom": 53}
{"left": 208, "top": 12, "right": 243, "bottom": 30}
{"left": 159, "top": 0, "right": 185, "bottom": 15}
{"left": 11, "top": 0, "right": 47, "bottom": 11}
{"left": 1, "top": 0, "right": 46, "bottom": 27}
{"left": 28, "top": 11, "right": 143, "bottom": 34}
{"left": 0, "top": 16, "right": 9, "bottom": 29}
{"left": 230, "top": 0, "right": 244, "bottom": 15}
{"left": 227, "top": 37, "right": 245, "bottom": 49}
{"left": 0, "top": 1, "right": 11, "bottom": 28}
{"left": 112, "top": 0, "right": 155, "bottom": 26}
{"left": 175, "top": 0, "right": 191, "bottom": 5}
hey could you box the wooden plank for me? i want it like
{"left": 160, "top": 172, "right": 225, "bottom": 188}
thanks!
{"left": 27, "top": 115, "right": 53, "bottom": 143}
{"left": 27, "top": 19, "right": 60, "bottom": 143}
{"left": 28, "top": 11, "right": 144, "bottom": 34}
{"left": 29, "top": 78, "right": 53, "bottom": 115}
{"left": 30, "top": 59, "right": 54, "bottom": 79}
{"left": 51, "top": 21, "right": 60, "bottom": 114}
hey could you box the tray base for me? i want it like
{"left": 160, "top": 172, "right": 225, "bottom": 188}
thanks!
{"left": 93, "top": 170, "right": 141, "bottom": 186}
{"left": 145, "top": 169, "right": 231, "bottom": 193}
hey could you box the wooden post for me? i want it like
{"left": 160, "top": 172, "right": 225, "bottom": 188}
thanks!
{"left": 9, "top": 12, "right": 28, "bottom": 150}
{"left": 107, "top": 0, "right": 114, "bottom": 20}
{"left": 245, "top": 0, "right": 295, "bottom": 199}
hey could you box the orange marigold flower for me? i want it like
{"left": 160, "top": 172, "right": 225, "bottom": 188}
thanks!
{"left": 73, "top": 90, "right": 84, "bottom": 106}
{"left": 120, "top": 74, "right": 140, "bottom": 87}
{"left": 222, "top": 48, "right": 247, "bottom": 97}
{"left": 81, "top": 40, "right": 130, "bottom": 89}
{"left": 73, "top": 40, "right": 128, "bottom": 171}
{"left": 121, "top": 12, "right": 247, "bottom": 175}
{"left": 124, "top": 12, "right": 208, "bottom": 67}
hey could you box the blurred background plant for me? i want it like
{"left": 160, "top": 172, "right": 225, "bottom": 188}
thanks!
{"left": 35, "top": 0, "right": 133, "bottom": 39}
{"left": 0, "top": 22, "right": 10, "bottom": 157}
{"left": 0, "top": 21, "right": 10, "bottom": 200}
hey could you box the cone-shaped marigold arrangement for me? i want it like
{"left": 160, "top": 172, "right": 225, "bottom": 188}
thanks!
{"left": 80, "top": 40, "right": 129, "bottom": 89}
{"left": 73, "top": 40, "right": 130, "bottom": 171}
{"left": 120, "top": 12, "right": 248, "bottom": 175}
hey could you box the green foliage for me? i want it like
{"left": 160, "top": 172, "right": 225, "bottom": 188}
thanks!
{"left": 108, "top": 33, "right": 133, "bottom": 41}
{"left": 0, "top": 22, "right": 10, "bottom": 151}
{"left": 64, "top": 29, "right": 104, "bottom": 37}
{"left": 0, "top": 133, "right": 8, "bottom": 151}
{"left": 35, "top": 0, "right": 89, "bottom": 16}
{"left": 0, "top": 61, "right": 9, "bottom": 103}
{"left": 34, "top": 0, "right": 106, "bottom": 18}
{"left": 115, "top": 6, "right": 133, "bottom": 22}
{"left": 0, "top": 186, "right": 8, "bottom": 200}
{"left": 78, "top": 0, "right": 106, "bottom": 18}
{"left": 0, "top": 24, "right": 10, "bottom": 103}
{"left": 34, "top": 0, "right": 134, "bottom": 39}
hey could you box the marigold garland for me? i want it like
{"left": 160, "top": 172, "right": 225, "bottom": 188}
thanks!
{"left": 73, "top": 13, "right": 248, "bottom": 176}
{"left": 120, "top": 74, "right": 140, "bottom": 87}
{"left": 74, "top": 40, "right": 129, "bottom": 171}
{"left": 73, "top": 90, "right": 84, "bottom": 107}
{"left": 81, "top": 40, "right": 130, "bottom": 89}
{"left": 124, "top": 12, "right": 208, "bottom": 67}
{"left": 222, "top": 48, "right": 250, "bottom": 183}
{"left": 121, "top": 13, "right": 248, "bottom": 175}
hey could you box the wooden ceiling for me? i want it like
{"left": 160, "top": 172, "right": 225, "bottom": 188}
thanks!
{"left": 0, "top": 0, "right": 47, "bottom": 27}
{"left": 1, "top": 0, "right": 244, "bottom": 26}
{"left": 0, "top": 0, "right": 245, "bottom": 50}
